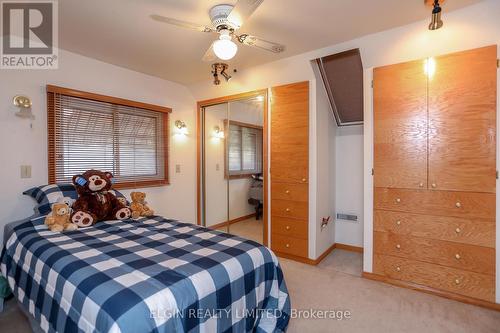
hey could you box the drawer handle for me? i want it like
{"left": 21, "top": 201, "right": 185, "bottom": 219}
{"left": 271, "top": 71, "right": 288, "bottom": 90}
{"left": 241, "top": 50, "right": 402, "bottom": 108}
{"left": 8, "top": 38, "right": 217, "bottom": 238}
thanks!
{"left": 396, "top": 266, "right": 401, "bottom": 272}
{"left": 396, "top": 220, "right": 401, "bottom": 226}
{"left": 396, "top": 244, "right": 401, "bottom": 249}
{"left": 302, "top": 178, "right": 307, "bottom": 182}
{"left": 285, "top": 190, "right": 290, "bottom": 194}
{"left": 395, "top": 198, "right": 401, "bottom": 203}
{"left": 419, "top": 182, "right": 424, "bottom": 188}
{"left": 454, "top": 279, "right": 460, "bottom": 285}
{"left": 455, "top": 253, "right": 461, "bottom": 260}
{"left": 455, "top": 202, "right": 462, "bottom": 208}
{"left": 455, "top": 227, "right": 461, "bottom": 234}
{"left": 431, "top": 183, "right": 437, "bottom": 188}
{"left": 286, "top": 208, "right": 291, "bottom": 212}
{"left": 285, "top": 225, "right": 291, "bottom": 230}
{"left": 285, "top": 243, "right": 290, "bottom": 248}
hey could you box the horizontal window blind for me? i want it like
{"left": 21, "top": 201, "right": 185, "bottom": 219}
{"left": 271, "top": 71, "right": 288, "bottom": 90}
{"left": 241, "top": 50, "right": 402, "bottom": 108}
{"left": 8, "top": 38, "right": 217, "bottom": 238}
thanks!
{"left": 47, "top": 87, "right": 170, "bottom": 188}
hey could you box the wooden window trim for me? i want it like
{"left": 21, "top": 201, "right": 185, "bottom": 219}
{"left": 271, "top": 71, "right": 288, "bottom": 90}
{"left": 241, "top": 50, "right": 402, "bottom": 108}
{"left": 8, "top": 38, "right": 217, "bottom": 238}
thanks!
{"left": 223, "top": 119, "right": 263, "bottom": 179}
{"left": 46, "top": 85, "right": 172, "bottom": 114}
{"left": 47, "top": 85, "right": 171, "bottom": 189}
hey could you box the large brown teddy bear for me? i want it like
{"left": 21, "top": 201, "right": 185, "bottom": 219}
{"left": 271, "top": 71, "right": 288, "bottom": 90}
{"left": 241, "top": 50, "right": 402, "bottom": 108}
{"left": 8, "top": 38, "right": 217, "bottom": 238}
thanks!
{"left": 71, "top": 170, "right": 131, "bottom": 227}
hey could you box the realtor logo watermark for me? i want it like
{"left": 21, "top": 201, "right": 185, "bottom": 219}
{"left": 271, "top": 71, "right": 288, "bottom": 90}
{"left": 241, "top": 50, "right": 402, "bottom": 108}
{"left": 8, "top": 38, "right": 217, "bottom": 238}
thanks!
{"left": 1, "top": 0, "right": 58, "bottom": 69}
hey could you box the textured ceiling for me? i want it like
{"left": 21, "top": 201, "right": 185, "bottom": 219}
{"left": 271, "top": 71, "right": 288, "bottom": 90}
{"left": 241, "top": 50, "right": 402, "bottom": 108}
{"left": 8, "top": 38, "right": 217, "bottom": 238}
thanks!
{"left": 59, "top": 0, "right": 483, "bottom": 84}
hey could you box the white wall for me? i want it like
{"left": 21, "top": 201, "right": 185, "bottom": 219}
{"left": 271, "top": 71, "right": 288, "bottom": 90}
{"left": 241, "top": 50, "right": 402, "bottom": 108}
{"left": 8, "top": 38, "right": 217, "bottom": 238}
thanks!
{"left": 0, "top": 49, "right": 196, "bottom": 246}
{"left": 335, "top": 126, "right": 364, "bottom": 247}
{"left": 313, "top": 62, "right": 337, "bottom": 256}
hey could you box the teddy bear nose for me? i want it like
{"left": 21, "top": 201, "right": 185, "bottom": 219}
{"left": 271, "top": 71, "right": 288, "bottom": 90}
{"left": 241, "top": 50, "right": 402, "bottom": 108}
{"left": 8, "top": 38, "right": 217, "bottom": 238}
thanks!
{"left": 94, "top": 179, "right": 103, "bottom": 185}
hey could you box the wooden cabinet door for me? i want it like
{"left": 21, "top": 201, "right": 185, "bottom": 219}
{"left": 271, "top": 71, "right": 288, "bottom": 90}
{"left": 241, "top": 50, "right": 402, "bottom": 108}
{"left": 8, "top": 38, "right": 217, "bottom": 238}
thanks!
{"left": 374, "top": 60, "right": 428, "bottom": 189}
{"left": 270, "top": 81, "right": 309, "bottom": 184}
{"left": 428, "top": 46, "right": 497, "bottom": 193}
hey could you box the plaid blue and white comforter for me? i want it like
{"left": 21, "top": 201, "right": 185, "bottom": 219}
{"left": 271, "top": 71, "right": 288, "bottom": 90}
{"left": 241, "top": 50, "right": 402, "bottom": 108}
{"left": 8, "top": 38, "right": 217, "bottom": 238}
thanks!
{"left": 0, "top": 216, "right": 290, "bottom": 333}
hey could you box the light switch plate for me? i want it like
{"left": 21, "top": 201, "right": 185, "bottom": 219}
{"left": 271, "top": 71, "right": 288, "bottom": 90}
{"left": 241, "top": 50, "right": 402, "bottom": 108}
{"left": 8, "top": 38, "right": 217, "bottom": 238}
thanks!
{"left": 21, "top": 165, "right": 31, "bottom": 178}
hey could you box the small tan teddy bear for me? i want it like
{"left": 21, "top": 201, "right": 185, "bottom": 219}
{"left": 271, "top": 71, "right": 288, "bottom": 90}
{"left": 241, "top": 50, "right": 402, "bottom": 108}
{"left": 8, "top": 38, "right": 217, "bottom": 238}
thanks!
{"left": 130, "top": 192, "right": 154, "bottom": 219}
{"left": 45, "top": 203, "right": 78, "bottom": 232}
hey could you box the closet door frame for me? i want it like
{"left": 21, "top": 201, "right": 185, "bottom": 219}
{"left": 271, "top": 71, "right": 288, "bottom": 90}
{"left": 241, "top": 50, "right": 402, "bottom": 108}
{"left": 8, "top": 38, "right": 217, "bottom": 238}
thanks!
{"left": 197, "top": 89, "right": 269, "bottom": 246}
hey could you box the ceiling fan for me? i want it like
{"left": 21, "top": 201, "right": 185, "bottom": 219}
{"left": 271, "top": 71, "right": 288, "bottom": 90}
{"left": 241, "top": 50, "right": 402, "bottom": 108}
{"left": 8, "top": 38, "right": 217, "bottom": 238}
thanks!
{"left": 151, "top": 0, "right": 286, "bottom": 62}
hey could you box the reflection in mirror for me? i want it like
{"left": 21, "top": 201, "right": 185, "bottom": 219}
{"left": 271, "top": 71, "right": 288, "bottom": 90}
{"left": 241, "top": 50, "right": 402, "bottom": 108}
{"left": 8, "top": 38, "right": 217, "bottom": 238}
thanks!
{"left": 200, "top": 94, "right": 265, "bottom": 243}
{"left": 227, "top": 97, "right": 264, "bottom": 243}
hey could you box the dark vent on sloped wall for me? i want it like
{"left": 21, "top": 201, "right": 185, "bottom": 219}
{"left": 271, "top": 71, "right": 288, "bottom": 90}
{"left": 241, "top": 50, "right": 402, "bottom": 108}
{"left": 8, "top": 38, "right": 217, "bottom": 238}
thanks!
{"left": 316, "top": 49, "right": 364, "bottom": 126}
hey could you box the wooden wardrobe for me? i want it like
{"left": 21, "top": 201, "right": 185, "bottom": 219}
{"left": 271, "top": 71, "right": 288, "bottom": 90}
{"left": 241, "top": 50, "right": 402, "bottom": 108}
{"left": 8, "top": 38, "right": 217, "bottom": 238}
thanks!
{"left": 372, "top": 46, "right": 497, "bottom": 304}
{"left": 270, "top": 81, "right": 310, "bottom": 259}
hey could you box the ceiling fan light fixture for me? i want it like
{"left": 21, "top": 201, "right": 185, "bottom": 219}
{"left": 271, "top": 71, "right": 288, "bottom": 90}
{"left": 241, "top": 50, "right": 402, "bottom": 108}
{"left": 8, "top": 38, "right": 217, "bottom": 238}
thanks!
{"left": 221, "top": 70, "right": 232, "bottom": 82}
{"left": 213, "top": 30, "right": 238, "bottom": 60}
{"left": 428, "top": 0, "right": 443, "bottom": 30}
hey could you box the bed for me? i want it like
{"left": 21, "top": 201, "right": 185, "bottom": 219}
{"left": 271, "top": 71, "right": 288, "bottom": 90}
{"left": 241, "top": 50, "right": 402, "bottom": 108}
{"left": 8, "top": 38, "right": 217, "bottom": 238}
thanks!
{"left": 0, "top": 187, "right": 290, "bottom": 333}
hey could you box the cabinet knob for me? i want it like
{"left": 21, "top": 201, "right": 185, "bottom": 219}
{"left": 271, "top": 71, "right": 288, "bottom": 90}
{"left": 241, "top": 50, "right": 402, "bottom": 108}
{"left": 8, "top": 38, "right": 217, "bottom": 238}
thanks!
{"left": 396, "top": 220, "right": 401, "bottom": 226}
{"left": 302, "top": 178, "right": 307, "bottom": 182}
{"left": 455, "top": 202, "right": 462, "bottom": 208}
{"left": 431, "top": 183, "right": 437, "bottom": 188}
{"left": 395, "top": 198, "right": 401, "bottom": 203}
{"left": 285, "top": 225, "right": 291, "bottom": 230}
{"left": 454, "top": 279, "right": 460, "bottom": 285}
{"left": 285, "top": 190, "right": 290, "bottom": 194}
{"left": 419, "top": 182, "right": 424, "bottom": 188}
{"left": 286, "top": 208, "right": 290, "bottom": 212}
{"left": 396, "top": 266, "right": 401, "bottom": 272}
{"left": 455, "top": 253, "right": 461, "bottom": 260}
{"left": 285, "top": 244, "right": 290, "bottom": 248}
{"left": 396, "top": 244, "right": 401, "bottom": 249}
{"left": 455, "top": 227, "right": 461, "bottom": 234}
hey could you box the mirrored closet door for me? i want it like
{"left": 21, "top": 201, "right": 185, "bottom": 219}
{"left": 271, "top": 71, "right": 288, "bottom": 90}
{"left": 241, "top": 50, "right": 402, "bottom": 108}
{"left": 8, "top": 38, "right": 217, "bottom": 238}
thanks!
{"left": 199, "top": 93, "right": 266, "bottom": 244}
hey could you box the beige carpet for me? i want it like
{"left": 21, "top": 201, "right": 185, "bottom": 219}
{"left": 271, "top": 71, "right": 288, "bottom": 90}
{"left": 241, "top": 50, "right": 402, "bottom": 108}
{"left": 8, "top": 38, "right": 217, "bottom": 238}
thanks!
{"left": 216, "top": 217, "right": 263, "bottom": 244}
{"left": 282, "top": 249, "right": 500, "bottom": 333}
{"left": 1, "top": 250, "right": 499, "bottom": 332}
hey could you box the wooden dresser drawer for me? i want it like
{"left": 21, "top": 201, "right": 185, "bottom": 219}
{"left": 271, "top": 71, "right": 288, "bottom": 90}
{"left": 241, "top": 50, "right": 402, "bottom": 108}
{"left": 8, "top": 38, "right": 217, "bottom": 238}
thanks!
{"left": 271, "top": 216, "right": 308, "bottom": 240}
{"left": 374, "top": 210, "right": 495, "bottom": 248}
{"left": 271, "top": 234, "right": 308, "bottom": 257}
{"left": 271, "top": 182, "right": 308, "bottom": 202}
{"left": 374, "top": 188, "right": 495, "bottom": 219}
{"left": 271, "top": 199, "right": 308, "bottom": 219}
{"left": 373, "top": 254, "right": 495, "bottom": 302}
{"left": 374, "top": 231, "right": 495, "bottom": 275}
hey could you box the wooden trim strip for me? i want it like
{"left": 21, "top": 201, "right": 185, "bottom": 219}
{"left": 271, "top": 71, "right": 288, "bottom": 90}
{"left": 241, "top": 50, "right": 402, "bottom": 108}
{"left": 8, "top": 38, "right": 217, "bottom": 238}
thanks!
{"left": 46, "top": 85, "right": 172, "bottom": 113}
{"left": 274, "top": 243, "right": 336, "bottom": 265}
{"left": 335, "top": 243, "right": 363, "bottom": 253}
{"left": 207, "top": 213, "right": 256, "bottom": 230}
{"left": 362, "top": 272, "right": 500, "bottom": 312}
{"left": 47, "top": 91, "right": 56, "bottom": 184}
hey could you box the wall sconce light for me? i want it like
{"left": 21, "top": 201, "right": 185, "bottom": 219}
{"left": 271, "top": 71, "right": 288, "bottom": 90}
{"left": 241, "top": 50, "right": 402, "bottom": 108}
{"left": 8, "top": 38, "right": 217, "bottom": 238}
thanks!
{"left": 174, "top": 120, "right": 188, "bottom": 135}
{"left": 428, "top": 0, "right": 443, "bottom": 30}
{"left": 213, "top": 125, "right": 224, "bottom": 138}
{"left": 13, "top": 95, "right": 34, "bottom": 119}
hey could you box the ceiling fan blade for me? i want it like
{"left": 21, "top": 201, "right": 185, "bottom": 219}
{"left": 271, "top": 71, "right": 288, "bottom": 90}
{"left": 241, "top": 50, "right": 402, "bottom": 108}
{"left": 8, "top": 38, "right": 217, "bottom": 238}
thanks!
{"left": 236, "top": 34, "right": 285, "bottom": 53}
{"left": 202, "top": 41, "right": 217, "bottom": 62}
{"left": 227, "top": 0, "right": 264, "bottom": 29}
{"left": 150, "top": 14, "right": 214, "bottom": 33}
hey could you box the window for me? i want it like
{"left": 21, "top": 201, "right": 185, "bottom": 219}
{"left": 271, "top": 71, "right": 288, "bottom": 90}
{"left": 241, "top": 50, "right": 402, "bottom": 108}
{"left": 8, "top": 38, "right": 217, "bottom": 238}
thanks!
{"left": 47, "top": 85, "right": 170, "bottom": 189}
{"left": 225, "top": 120, "right": 263, "bottom": 178}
